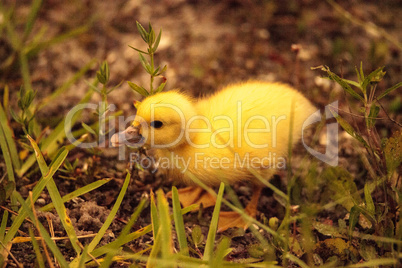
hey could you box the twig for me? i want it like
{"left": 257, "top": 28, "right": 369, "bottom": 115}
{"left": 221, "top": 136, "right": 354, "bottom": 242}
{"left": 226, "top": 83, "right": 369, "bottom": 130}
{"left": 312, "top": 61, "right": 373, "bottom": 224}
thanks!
{"left": 376, "top": 99, "right": 402, "bottom": 127}
{"left": 328, "top": 104, "right": 389, "bottom": 120}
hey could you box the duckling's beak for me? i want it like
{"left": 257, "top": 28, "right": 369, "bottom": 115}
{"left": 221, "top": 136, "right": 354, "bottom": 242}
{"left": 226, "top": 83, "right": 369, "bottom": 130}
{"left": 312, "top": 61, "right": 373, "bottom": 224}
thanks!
{"left": 110, "top": 126, "right": 143, "bottom": 147}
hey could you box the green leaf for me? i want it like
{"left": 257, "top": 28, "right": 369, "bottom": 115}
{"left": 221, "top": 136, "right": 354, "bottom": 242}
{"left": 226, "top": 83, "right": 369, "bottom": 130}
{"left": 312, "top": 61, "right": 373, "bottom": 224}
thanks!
{"left": 384, "top": 130, "right": 402, "bottom": 174}
{"left": 349, "top": 205, "right": 360, "bottom": 237}
{"left": 81, "top": 122, "right": 96, "bottom": 135}
{"left": 362, "top": 66, "right": 385, "bottom": 91}
{"left": 128, "top": 45, "right": 148, "bottom": 55}
{"left": 330, "top": 73, "right": 364, "bottom": 101}
{"left": 138, "top": 52, "right": 152, "bottom": 74}
{"left": 152, "top": 29, "right": 162, "bottom": 53}
{"left": 155, "top": 80, "right": 167, "bottom": 94}
{"left": 148, "top": 24, "right": 155, "bottom": 46}
{"left": 136, "top": 21, "right": 149, "bottom": 43}
{"left": 127, "top": 81, "right": 149, "bottom": 97}
{"left": 364, "top": 184, "right": 375, "bottom": 215}
{"left": 9, "top": 108, "right": 22, "bottom": 124}
{"left": 329, "top": 108, "right": 369, "bottom": 148}
{"left": 321, "top": 166, "right": 361, "bottom": 212}
{"left": 343, "top": 78, "right": 362, "bottom": 90}
{"left": 96, "top": 60, "right": 110, "bottom": 85}
{"left": 377, "top": 81, "right": 402, "bottom": 100}
{"left": 366, "top": 104, "right": 380, "bottom": 129}
{"left": 191, "top": 225, "right": 204, "bottom": 247}
{"left": 96, "top": 71, "right": 106, "bottom": 85}
{"left": 317, "top": 65, "right": 364, "bottom": 101}
{"left": 157, "top": 65, "right": 168, "bottom": 76}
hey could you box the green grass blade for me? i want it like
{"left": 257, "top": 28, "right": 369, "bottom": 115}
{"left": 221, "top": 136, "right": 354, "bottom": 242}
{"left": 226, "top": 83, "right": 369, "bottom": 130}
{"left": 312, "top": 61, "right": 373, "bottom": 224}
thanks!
{"left": 150, "top": 190, "right": 159, "bottom": 239}
{"left": 85, "top": 204, "right": 150, "bottom": 262}
{"left": 147, "top": 229, "right": 162, "bottom": 268}
{"left": 2, "top": 145, "right": 67, "bottom": 248}
{"left": 99, "top": 198, "right": 148, "bottom": 268}
{"left": 157, "top": 189, "right": 173, "bottom": 261}
{"left": 346, "top": 258, "right": 398, "bottom": 267}
{"left": 0, "top": 210, "right": 8, "bottom": 241}
{"left": 25, "top": 25, "right": 90, "bottom": 58}
{"left": 19, "top": 51, "right": 33, "bottom": 92}
{"left": 87, "top": 172, "right": 131, "bottom": 253}
{"left": 285, "top": 253, "right": 309, "bottom": 268}
{"left": 187, "top": 172, "right": 283, "bottom": 243}
{"left": 0, "top": 121, "right": 15, "bottom": 186}
{"left": 39, "top": 178, "right": 112, "bottom": 212}
{"left": 377, "top": 81, "right": 402, "bottom": 100}
{"left": 27, "top": 135, "right": 81, "bottom": 254}
{"left": 172, "top": 186, "right": 189, "bottom": 256}
{"left": 37, "top": 59, "right": 96, "bottom": 111}
{"left": 22, "top": 0, "right": 42, "bottom": 41}
{"left": 0, "top": 102, "right": 20, "bottom": 170}
{"left": 0, "top": 117, "right": 17, "bottom": 209}
{"left": 29, "top": 228, "right": 45, "bottom": 268}
{"left": 78, "top": 245, "right": 89, "bottom": 268}
{"left": 204, "top": 182, "right": 225, "bottom": 262}
{"left": 13, "top": 191, "right": 69, "bottom": 268}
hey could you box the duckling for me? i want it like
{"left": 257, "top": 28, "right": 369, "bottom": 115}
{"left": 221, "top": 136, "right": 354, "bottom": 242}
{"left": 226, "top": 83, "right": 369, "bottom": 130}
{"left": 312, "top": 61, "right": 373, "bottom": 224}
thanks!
{"left": 111, "top": 81, "right": 316, "bottom": 231}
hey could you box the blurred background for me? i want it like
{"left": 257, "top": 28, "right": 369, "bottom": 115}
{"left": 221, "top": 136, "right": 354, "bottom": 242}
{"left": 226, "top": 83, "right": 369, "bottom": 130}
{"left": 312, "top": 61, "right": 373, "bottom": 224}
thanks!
{"left": 1, "top": 0, "right": 401, "bottom": 119}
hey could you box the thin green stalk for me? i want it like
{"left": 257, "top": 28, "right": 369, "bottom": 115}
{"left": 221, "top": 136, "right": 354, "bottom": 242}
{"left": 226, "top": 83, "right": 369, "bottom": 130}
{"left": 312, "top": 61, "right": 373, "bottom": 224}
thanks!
{"left": 150, "top": 51, "right": 154, "bottom": 94}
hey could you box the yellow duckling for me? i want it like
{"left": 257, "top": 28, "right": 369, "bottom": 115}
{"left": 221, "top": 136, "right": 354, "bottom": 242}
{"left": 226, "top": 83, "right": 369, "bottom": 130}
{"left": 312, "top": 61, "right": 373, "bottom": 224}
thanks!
{"left": 111, "top": 81, "right": 316, "bottom": 231}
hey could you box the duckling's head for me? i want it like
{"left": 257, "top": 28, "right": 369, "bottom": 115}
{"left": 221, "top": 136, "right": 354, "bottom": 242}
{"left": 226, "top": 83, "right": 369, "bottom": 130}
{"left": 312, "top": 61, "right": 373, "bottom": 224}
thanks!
{"left": 111, "top": 91, "right": 196, "bottom": 149}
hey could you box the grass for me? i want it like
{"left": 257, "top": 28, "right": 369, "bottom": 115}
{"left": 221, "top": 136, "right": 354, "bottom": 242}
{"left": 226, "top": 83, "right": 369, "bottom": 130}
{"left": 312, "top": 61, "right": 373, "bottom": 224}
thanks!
{"left": 1, "top": 1, "right": 402, "bottom": 267}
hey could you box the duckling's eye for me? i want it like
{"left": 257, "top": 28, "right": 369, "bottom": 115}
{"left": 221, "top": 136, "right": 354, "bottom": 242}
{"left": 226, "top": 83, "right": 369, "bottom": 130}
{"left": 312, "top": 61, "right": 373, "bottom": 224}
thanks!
{"left": 150, "top": 120, "right": 163, "bottom": 129}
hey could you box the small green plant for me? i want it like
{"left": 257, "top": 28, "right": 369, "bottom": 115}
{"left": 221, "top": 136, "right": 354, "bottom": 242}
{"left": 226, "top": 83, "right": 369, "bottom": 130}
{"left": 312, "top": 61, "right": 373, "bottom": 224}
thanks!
{"left": 127, "top": 22, "right": 167, "bottom": 99}
{"left": 83, "top": 61, "right": 122, "bottom": 154}
{"left": 313, "top": 64, "right": 402, "bottom": 261}
{"left": 313, "top": 64, "right": 401, "bottom": 178}
{"left": 9, "top": 87, "right": 36, "bottom": 136}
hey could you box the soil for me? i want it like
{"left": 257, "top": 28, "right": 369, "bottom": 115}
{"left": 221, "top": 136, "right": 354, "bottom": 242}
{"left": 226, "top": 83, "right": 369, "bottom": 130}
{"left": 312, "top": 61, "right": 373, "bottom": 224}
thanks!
{"left": 1, "top": 0, "right": 401, "bottom": 267}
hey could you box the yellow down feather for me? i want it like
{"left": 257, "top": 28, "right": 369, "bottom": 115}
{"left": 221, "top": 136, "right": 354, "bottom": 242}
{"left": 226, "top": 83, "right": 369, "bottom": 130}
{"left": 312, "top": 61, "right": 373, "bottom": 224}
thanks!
{"left": 131, "top": 81, "right": 316, "bottom": 186}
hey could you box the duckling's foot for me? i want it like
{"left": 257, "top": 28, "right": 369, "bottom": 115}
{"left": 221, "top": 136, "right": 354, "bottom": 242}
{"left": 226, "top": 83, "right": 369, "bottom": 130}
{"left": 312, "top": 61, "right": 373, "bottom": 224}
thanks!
{"left": 166, "top": 186, "right": 216, "bottom": 209}
{"left": 217, "top": 186, "right": 262, "bottom": 232}
{"left": 217, "top": 208, "right": 257, "bottom": 232}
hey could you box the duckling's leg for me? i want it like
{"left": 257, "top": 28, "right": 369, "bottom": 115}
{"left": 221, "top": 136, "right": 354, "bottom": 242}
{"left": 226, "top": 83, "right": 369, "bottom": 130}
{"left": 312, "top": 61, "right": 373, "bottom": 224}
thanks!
{"left": 166, "top": 186, "right": 217, "bottom": 209}
{"left": 218, "top": 185, "right": 262, "bottom": 232}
